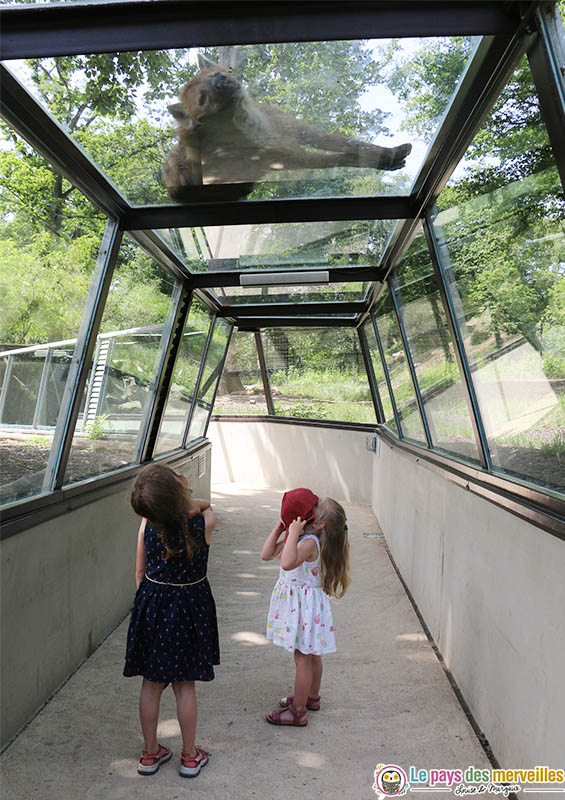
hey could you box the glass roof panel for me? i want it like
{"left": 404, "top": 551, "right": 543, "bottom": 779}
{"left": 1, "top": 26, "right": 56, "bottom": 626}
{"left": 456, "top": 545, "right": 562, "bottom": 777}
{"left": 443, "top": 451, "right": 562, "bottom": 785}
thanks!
{"left": 5, "top": 36, "right": 477, "bottom": 204}
{"left": 157, "top": 218, "right": 394, "bottom": 271}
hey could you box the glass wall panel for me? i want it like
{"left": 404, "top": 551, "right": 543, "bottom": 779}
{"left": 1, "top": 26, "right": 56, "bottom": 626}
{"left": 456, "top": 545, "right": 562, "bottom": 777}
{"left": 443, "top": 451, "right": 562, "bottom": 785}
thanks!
{"left": 361, "top": 318, "right": 398, "bottom": 433}
{"left": 263, "top": 328, "right": 376, "bottom": 423}
{"left": 213, "top": 330, "right": 269, "bottom": 416}
{"left": 0, "top": 124, "right": 105, "bottom": 506}
{"left": 153, "top": 297, "right": 213, "bottom": 456}
{"left": 373, "top": 287, "right": 426, "bottom": 441}
{"left": 63, "top": 239, "right": 177, "bottom": 485}
{"left": 187, "top": 319, "right": 231, "bottom": 442}
{"left": 392, "top": 228, "right": 481, "bottom": 462}
{"left": 215, "top": 281, "right": 368, "bottom": 306}
{"left": 432, "top": 55, "right": 564, "bottom": 491}
{"left": 7, "top": 38, "right": 475, "bottom": 203}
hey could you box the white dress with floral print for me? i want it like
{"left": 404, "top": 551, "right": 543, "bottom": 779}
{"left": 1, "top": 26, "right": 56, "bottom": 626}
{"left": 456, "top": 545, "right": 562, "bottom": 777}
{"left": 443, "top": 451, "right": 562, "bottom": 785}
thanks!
{"left": 266, "top": 534, "right": 336, "bottom": 655}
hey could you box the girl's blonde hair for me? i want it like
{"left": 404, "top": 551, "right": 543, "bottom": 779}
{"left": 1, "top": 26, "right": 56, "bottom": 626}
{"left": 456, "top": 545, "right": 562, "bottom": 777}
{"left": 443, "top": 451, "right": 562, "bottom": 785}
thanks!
{"left": 317, "top": 497, "right": 351, "bottom": 598}
{"left": 130, "top": 463, "right": 198, "bottom": 562}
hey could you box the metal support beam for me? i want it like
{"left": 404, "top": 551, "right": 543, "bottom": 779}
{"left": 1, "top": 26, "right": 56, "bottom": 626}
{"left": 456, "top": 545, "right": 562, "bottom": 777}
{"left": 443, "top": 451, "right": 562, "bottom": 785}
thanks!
{"left": 182, "top": 313, "right": 216, "bottom": 447}
{"left": 0, "top": 355, "right": 14, "bottom": 424}
{"left": 123, "top": 196, "right": 413, "bottom": 230}
{"left": 32, "top": 348, "right": 53, "bottom": 429}
{"left": 1, "top": 1, "right": 521, "bottom": 60}
{"left": 371, "top": 311, "right": 403, "bottom": 436}
{"left": 358, "top": 323, "right": 384, "bottom": 424}
{"left": 527, "top": 5, "right": 565, "bottom": 188}
{"left": 42, "top": 220, "right": 123, "bottom": 492}
{"left": 255, "top": 331, "right": 275, "bottom": 416}
{"left": 217, "top": 301, "right": 365, "bottom": 317}
{"left": 389, "top": 275, "right": 434, "bottom": 448}
{"left": 190, "top": 266, "right": 385, "bottom": 289}
{"left": 424, "top": 210, "right": 491, "bottom": 470}
{"left": 136, "top": 284, "right": 192, "bottom": 463}
{"left": 202, "top": 323, "right": 234, "bottom": 439}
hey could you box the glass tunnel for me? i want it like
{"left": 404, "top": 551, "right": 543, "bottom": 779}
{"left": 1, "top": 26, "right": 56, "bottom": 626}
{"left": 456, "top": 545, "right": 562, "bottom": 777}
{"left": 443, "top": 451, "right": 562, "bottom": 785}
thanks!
{"left": 0, "top": 0, "right": 564, "bottom": 784}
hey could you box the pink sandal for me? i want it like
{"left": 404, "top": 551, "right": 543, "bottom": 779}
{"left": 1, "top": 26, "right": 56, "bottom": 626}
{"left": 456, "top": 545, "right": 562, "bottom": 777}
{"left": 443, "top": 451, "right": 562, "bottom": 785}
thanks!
{"left": 179, "top": 746, "right": 209, "bottom": 778}
{"left": 267, "top": 703, "right": 308, "bottom": 726}
{"left": 280, "top": 694, "right": 320, "bottom": 711}
{"left": 137, "top": 743, "right": 172, "bottom": 775}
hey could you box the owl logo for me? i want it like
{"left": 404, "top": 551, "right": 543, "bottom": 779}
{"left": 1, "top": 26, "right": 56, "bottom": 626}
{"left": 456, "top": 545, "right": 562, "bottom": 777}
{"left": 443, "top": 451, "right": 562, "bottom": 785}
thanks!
{"left": 372, "top": 764, "right": 409, "bottom": 798}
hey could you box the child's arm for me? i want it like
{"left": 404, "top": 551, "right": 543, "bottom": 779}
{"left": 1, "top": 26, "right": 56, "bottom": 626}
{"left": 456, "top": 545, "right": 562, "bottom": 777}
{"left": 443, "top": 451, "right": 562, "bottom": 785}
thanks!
{"left": 203, "top": 506, "right": 216, "bottom": 546}
{"left": 281, "top": 517, "right": 317, "bottom": 571}
{"left": 135, "top": 518, "right": 147, "bottom": 588}
{"left": 260, "top": 520, "right": 286, "bottom": 561}
{"left": 189, "top": 498, "right": 211, "bottom": 516}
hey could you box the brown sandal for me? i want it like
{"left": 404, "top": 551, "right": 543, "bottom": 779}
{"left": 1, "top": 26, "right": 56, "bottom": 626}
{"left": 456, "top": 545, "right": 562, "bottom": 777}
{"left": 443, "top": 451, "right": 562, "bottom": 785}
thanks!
{"left": 267, "top": 703, "right": 308, "bottom": 726}
{"left": 280, "top": 694, "right": 320, "bottom": 711}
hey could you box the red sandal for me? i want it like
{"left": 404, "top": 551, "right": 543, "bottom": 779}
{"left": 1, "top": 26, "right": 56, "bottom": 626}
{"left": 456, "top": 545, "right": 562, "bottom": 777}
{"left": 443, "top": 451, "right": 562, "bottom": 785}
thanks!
{"left": 179, "top": 746, "right": 209, "bottom": 778}
{"left": 280, "top": 694, "right": 320, "bottom": 711}
{"left": 137, "top": 743, "right": 172, "bottom": 775}
{"left": 267, "top": 703, "right": 308, "bottom": 726}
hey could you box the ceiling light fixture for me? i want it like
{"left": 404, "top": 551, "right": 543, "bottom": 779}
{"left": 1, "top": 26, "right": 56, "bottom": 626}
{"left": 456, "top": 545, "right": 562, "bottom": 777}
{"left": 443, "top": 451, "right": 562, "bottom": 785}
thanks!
{"left": 239, "top": 270, "right": 330, "bottom": 287}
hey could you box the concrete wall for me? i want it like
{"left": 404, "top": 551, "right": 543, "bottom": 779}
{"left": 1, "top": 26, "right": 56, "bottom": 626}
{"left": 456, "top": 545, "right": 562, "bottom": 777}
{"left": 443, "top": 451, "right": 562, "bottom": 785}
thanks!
{"left": 0, "top": 448, "right": 210, "bottom": 749}
{"left": 371, "top": 437, "right": 565, "bottom": 767}
{"left": 208, "top": 420, "right": 373, "bottom": 504}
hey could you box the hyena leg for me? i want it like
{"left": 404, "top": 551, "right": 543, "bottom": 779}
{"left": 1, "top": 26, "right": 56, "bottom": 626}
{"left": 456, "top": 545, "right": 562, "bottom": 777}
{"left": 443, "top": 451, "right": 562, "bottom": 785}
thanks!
{"left": 267, "top": 143, "right": 411, "bottom": 172}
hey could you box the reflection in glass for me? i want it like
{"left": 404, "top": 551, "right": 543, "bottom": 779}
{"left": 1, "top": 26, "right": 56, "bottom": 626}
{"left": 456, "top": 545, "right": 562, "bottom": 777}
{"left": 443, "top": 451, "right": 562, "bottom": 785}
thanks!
{"left": 214, "top": 281, "right": 368, "bottom": 305}
{"left": 187, "top": 319, "right": 231, "bottom": 442}
{"left": 262, "top": 328, "right": 376, "bottom": 424}
{"left": 392, "top": 229, "right": 480, "bottom": 462}
{"left": 0, "top": 123, "right": 105, "bottom": 505}
{"left": 213, "top": 331, "right": 268, "bottom": 416}
{"left": 433, "top": 56, "right": 564, "bottom": 491}
{"left": 64, "top": 241, "right": 177, "bottom": 485}
{"left": 374, "top": 287, "right": 426, "bottom": 442}
{"left": 164, "top": 219, "right": 395, "bottom": 273}
{"left": 362, "top": 319, "right": 398, "bottom": 433}
{"left": 154, "top": 298, "right": 212, "bottom": 455}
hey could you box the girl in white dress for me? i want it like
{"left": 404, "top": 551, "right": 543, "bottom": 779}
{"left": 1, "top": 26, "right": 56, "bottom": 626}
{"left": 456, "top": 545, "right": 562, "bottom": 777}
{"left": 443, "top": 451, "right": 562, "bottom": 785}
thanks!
{"left": 261, "top": 492, "right": 351, "bottom": 726}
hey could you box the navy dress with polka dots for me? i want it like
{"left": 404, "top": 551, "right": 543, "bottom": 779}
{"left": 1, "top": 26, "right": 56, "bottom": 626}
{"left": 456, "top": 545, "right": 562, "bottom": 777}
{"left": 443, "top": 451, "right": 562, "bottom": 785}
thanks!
{"left": 123, "top": 513, "right": 219, "bottom": 683}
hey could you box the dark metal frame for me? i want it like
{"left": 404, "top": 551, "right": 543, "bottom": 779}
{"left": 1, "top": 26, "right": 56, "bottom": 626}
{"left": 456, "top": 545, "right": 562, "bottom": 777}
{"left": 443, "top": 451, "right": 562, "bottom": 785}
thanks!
{"left": 357, "top": 322, "right": 384, "bottom": 424}
{"left": 1, "top": 0, "right": 564, "bottom": 534}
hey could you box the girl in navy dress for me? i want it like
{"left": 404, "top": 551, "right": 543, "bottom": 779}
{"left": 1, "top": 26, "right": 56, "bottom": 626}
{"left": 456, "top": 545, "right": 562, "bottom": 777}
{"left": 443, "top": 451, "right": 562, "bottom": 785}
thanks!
{"left": 124, "top": 463, "right": 219, "bottom": 778}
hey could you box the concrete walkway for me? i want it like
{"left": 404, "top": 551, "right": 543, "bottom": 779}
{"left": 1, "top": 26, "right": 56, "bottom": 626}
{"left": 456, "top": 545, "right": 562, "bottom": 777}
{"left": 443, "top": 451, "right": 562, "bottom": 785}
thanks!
{"left": 1, "top": 484, "right": 490, "bottom": 799}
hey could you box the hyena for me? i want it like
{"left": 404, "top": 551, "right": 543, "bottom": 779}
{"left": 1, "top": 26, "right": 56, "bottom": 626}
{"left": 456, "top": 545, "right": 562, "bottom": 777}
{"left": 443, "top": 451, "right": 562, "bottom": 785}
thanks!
{"left": 163, "top": 54, "right": 412, "bottom": 202}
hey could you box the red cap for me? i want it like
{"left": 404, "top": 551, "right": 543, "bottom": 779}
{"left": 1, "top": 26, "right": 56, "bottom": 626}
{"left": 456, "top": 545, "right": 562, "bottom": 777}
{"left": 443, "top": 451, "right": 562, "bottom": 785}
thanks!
{"left": 281, "top": 488, "right": 318, "bottom": 541}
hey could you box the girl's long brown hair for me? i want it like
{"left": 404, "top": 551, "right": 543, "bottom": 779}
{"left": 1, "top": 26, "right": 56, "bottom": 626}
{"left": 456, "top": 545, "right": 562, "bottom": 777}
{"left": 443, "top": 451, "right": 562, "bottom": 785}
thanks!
{"left": 130, "top": 464, "right": 198, "bottom": 561}
{"left": 318, "top": 498, "right": 351, "bottom": 598}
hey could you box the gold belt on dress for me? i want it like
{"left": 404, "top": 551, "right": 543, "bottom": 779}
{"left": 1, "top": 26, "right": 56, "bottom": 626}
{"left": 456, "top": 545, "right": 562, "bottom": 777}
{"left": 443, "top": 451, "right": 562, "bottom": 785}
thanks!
{"left": 145, "top": 574, "right": 206, "bottom": 587}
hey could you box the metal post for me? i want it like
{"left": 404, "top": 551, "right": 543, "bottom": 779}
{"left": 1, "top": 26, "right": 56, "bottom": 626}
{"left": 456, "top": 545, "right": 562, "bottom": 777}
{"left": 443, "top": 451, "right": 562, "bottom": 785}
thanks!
{"left": 424, "top": 208, "right": 491, "bottom": 470}
{"left": 527, "top": 5, "right": 565, "bottom": 189}
{"left": 358, "top": 323, "right": 384, "bottom": 424}
{"left": 202, "top": 323, "right": 234, "bottom": 438}
{"left": 32, "top": 347, "right": 53, "bottom": 428}
{"left": 255, "top": 331, "right": 275, "bottom": 416}
{"left": 371, "top": 311, "right": 403, "bottom": 437}
{"left": 0, "top": 355, "right": 14, "bottom": 423}
{"left": 182, "top": 313, "right": 216, "bottom": 448}
{"left": 136, "top": 284, "right": 192, "bottom": 463}
{"left": 389, "top": 274, "right": 434, "bottom": 448}
{"left": 42, "top": 220, "right": 123, "bottom": 492}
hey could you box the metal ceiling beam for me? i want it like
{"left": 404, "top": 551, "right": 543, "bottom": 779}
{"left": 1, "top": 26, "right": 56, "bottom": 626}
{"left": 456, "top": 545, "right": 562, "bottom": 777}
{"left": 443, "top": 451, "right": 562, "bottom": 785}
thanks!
{"left": 235, "top": 316, "right": 357, "bottom": 330}
{"left": 189, "top": 266, "right": 385, "bottom": 288}
{"left": 1, "top": 1, "right": 521, "bottom": 60}
{"left": 124, "top": 196, "right": 413, "bottom": 229}
{"left": 217, "top": 301, "right": 366, "bottom": 317}
{"left": 0, "top": 64, "right": 129, "bottom": 222}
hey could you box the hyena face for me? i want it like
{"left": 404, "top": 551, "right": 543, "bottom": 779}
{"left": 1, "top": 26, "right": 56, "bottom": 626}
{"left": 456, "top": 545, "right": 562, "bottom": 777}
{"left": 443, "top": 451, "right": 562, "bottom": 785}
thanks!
{"left": 179, "top": 68, "right": 244, "bottom": 123}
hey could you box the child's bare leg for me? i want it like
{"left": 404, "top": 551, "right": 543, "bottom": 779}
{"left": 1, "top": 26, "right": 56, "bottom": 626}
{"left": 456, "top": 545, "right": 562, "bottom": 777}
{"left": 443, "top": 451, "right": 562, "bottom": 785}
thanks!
{"left": 310, "top": 654, "right": 323, "bottom": 697}
{"left": 172, "top": 681, "right": 198, "bottom": 756}
{"left": 139, "top": 678, "right": 167, "bottom": 753}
